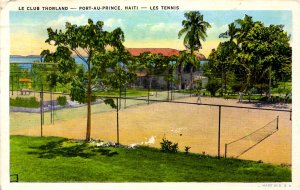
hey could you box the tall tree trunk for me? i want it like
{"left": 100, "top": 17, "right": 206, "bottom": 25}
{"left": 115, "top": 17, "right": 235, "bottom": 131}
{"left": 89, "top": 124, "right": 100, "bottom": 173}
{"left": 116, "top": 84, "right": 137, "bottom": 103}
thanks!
{"left": 221, "top": 65, "right": 224, "bottom": 96}
{"left": 179, "top": 65, "right": 183, "bottom": 90}
{"left": 224, "top": 70, "right": 227, "bottom": 95}
{"left": 149, "top": 76, "right": 153, "bottom": 90}
{"left": 190, "top": 66, "right": 193, "bottom": 90}
{"left": 268, "top": 67, "right": 271, "bottom": 101}
{"left": 178, "top": 73, "right": 181, "bottom": 90}
{"left": 86, "top": 60, "right": 92, "bottom": 141}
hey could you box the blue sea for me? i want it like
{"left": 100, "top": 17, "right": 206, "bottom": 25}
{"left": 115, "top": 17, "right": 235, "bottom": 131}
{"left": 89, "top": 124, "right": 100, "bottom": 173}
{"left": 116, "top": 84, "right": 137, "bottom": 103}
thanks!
{"left": 10, "top": 55, "right": 86, "bottom": 70}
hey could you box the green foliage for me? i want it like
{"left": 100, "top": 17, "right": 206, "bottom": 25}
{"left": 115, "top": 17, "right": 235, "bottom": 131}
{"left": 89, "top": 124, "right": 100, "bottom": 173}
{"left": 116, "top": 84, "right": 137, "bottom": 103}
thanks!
{"left": 231, "top": 83, "right": 244, "bottom": 93}
{"left": 31, "top": 63, "right": 58, "bottom": 91}
{"left": 178, "top": 11, "right": 211, "bottom": 52}
{"left": 56, "top": 96, "right": 67, "bottom": 106}
{"left": 41, "top": 18, "right": 136, "bottom": 140}
{"left": 206, "top": 14, "right": 291, "bottom": 97}
{"left": 103, "top": 98, "right": 117, "bottom": 109}
{"left": 41, "top": 18, "right": 135, "bottom": 104}
{"left": 10, "top": 97, "right": 40, "bottom": 108}
{"left": 160, "top": 137, "right": 178, "bottom": 153}
{"left": 206, "top": 79, "right": 221, "bottom": 96}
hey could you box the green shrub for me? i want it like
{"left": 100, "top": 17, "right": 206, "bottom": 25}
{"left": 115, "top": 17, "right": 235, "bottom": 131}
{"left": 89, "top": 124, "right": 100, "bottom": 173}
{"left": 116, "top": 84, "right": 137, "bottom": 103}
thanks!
{"left": 206, "top": 80, "right": 221, "bottom": 97}
{"left": 10, "top": 97, "right": 40, "bottom": 108}
{"left": 259, "top": 96, "right": 268, "bottom": 102}
{"left": 57, "top": 96, "right": 67, "bottom": 106}
{"left": 185, "top": 146, "right": 191, "bottom": 154}
{"left": 160, "top": 137, "right": 178, "bottom": 153}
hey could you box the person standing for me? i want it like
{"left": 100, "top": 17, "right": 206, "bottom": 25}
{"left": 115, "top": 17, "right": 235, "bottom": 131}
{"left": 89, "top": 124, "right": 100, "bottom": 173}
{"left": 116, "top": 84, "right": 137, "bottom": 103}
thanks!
{"left": 238, "top": 92, "right": 243, "bottom": 102}
{"left": 197, "top": 92, "right": 201, "bottom": 104}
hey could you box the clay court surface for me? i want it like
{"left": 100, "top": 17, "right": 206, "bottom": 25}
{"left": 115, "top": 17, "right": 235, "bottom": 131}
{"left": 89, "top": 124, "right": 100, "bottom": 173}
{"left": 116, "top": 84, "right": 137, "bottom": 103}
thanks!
{"left": 10, "top": 97, "right": 292, "bottom": 165}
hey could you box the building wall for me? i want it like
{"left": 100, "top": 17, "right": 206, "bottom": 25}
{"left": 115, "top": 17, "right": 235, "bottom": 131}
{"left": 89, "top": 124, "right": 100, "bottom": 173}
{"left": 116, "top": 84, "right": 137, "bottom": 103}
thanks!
{"left": 132, "top": 72, "right": 208, "bottom": 90}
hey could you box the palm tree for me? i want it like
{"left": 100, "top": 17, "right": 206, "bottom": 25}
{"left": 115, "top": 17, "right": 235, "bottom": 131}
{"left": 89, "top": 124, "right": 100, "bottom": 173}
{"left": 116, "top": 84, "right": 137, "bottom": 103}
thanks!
{"left": 219, "top": 23, "right": 239, "bottom": 95}
{"left": 219, "top": 22, "right": 239, "bottom": 43}
{"left": 178, "top": 11, "right": 211, "bottom": 91}
{"left": 177, "top": 51, "right": 189, "bottom": 90}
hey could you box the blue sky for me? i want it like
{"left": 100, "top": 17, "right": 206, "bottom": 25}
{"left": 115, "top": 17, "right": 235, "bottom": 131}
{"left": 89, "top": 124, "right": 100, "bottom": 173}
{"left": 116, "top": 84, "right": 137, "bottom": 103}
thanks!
{"left": 10, "top": 10, "right": 292, "bottom": 57}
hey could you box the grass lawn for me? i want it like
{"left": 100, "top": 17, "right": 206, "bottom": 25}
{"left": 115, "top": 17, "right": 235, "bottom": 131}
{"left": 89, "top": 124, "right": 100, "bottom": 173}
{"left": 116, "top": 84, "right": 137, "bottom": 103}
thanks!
{"left": 10, "top": 135, "right": 291, "bottom": 182}
{"left": 95, "top": 88, "right": 151, "bottom": 97}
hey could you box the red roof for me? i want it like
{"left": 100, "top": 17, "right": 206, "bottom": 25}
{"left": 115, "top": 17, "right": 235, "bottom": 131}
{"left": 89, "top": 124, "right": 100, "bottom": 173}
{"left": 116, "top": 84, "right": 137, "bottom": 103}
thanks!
{"left": 126, "top": 48, "right": 206, "bottom": 60}
{"left": 127, "top": 48, "right": 180, "bottom": 57}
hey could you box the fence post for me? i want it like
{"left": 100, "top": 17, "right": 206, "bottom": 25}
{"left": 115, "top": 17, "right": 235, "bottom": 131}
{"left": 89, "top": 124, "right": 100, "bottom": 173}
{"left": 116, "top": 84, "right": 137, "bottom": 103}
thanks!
{"left": 116, "top": 97, "right": 119, "bottom": 145}
{"left": 42, "top": 84, "right": 44, "bottom": 125}
{"left": 119, "top": 87, "right": 122, "bottom": 109}
{"left": 40, "top": 91, "right": 43, "bottom": 137}
{"left": 218, "top": 105, "right": 221, "bottom": 158}
{"left": 52, "top": 91, "right": 55, "bottom": 124}
{"left": 17, "top": 76, "right": 19, "bottom": 97}
{"left": 148, "top": 83, "right": 150, "bottom": 105}
{"left": 290, "top": 109, "right": 292, "bottom": 121}
{"left": 124, "top": 86, "right": 126, "bottom": 109}
{"left": 170, "top": 81, "right": 173, "bottom": 101}
{"left": 276, "top": 116, "right": 279, "bottom": 130}
{"left": 50, "top": 89, "right": 53, "bottom": 124}
{"left": 225, "top": 144, "right": 227, "bottom": 158}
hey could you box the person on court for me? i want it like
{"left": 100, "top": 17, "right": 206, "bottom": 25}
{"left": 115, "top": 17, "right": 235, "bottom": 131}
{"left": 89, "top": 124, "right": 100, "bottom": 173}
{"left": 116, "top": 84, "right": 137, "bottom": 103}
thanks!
{"left": 197, "top": 92, "right": 201, "bottom": 104}
{"left": 238, "top": 92, "right": 243, "bottom": 102}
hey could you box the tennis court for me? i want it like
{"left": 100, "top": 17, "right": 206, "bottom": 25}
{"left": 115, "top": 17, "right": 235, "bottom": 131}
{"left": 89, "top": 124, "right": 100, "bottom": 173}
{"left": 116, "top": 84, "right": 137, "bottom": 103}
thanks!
{"left": 10, "top": 97, "right": 291, "bottom": 165}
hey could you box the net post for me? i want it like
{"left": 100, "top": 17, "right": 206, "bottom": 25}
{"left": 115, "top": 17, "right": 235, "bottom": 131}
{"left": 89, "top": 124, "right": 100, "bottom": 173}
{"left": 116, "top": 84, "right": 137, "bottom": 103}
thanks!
{"left": 218, "top": 105, "right": 221, "bottom": 159}
{"left": 290, "top": 109, "right": 292, "bottom": 121}
{"left": 116, "top": 97, "right": 119, "bottom": 145}
{"left": 225, "top": 144, "right": 227, "bottom": 158}
{"left": 276, "top": 116, "right": 279, "bottom": 130}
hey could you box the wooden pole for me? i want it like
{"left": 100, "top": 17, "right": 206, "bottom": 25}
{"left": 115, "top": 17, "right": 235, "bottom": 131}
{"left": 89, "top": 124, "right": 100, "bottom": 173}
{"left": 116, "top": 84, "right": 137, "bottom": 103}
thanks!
{"left": 40, "top": 91, "right": 43, "bottom": 137}
{"left": 276, "top": 116, "right": 279, "bottom": 130}
{"left": 124, "top": 86, "right": 126, "bottom": 109}
{"left": 116, "top": 98, "right": 120, "bottom": 145}
{"left": 218, "top": 105, "right": 221, "bottom": 158}
{"left": 225, "top": 143, "right": 227, "bottom": 158}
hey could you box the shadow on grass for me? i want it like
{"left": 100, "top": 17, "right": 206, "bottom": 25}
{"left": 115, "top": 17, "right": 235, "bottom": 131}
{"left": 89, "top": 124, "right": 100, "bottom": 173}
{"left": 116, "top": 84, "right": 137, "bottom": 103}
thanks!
{"left": 28, "top": 139, "right": 118, "bottom": 159}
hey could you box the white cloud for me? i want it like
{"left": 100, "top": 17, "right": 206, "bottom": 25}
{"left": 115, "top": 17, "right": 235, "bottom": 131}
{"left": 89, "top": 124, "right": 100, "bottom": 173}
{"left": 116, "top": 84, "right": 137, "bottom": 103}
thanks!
{"left": 104, "top": 18, "right": 123, "bottom": 27}
{"left": 47, "top": 15, "right": 87, "bottom": 29}
{"left": 206, "top": 23, "right": 228, "bottom": 39}
{"left": 150, "top": 22, "right": 180, "bottom": 33}
{"left": 98, "top": 18, "right": 125, "bottom": 32}
{"left": 136, "top": 22, "right": 181, "bottom": 34}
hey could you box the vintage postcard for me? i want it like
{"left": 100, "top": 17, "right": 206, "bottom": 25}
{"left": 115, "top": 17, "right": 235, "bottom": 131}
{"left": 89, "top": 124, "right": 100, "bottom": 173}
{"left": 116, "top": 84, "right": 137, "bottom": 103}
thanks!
{"left": 0, "top": 0, "right": 299, "bottom": 189}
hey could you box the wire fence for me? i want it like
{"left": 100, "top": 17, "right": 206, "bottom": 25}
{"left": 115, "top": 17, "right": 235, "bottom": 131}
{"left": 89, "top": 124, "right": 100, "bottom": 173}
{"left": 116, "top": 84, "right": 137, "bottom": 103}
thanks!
{"left": 10, "top": 87, "right": 292, "bottom": 160}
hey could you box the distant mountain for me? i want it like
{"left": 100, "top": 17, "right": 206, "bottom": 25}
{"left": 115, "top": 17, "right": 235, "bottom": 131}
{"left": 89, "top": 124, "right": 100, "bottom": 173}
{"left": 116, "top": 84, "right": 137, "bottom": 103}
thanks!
{"left": 10, "top": 55, "right": 40, "bottom": 57}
